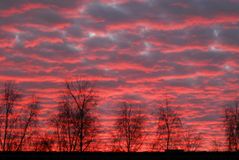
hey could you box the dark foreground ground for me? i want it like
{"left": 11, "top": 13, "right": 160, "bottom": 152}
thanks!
{"left": 0, "top": 152, "right": 238, "bottom": 160}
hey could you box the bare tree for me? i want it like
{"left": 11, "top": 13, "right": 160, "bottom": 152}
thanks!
{"left": 52, "top": 79, "right": 99, "bottom": 152}
{"left": 223, "top": 100, "right": 239, "bottom": 151}
{"left": 33, "top": 134, "right": 54, "bottom": 152}
{"left": 112, "top": 102, "right": 145, "bottom": 152}
{"left": 211, "top": 138, "right": 224, "bottom": 152}
{"left": 0, "top": 81, "right": 40, "bottom": 151}
{"left": 0, "top": 81, "right": 21, "bottom": 151}
{"left": 16, "top": 95, "right": 40, "bottom": 151}
{"left": 153, "top": 97, "right": 182, "bottom": 151}
{"left": 182, "top": 127, "right": 203, "bottom": 151}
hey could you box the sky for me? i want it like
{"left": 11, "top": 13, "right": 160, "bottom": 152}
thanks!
{"left": 0, "top": 0, "right": 239, "bottom": 151}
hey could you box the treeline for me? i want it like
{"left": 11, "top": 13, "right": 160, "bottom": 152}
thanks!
{"left": 0, "top": 80, "right": 237, "bottom": 152}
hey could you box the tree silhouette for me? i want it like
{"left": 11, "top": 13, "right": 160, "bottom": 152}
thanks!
{"left": 16, "top": 95, "right": 40, "bottom": 151}
{"left": 211, "top": 138, "right": 225, "bottom": 152}
{"left": 0, "top": 80, "right": 226, "bottom": 152}
{"left": 0, "top": 81, "right": 40, "bottom": 151}
{"left": 182, "top": 127, "right": 202, "bottom": 151}
{"left": 0, "top": 81, "right": 21, "bottom": 151}
{"left": 223, "top": 100, "right": 239, "bottom": 151}
{"left": 112, "top": 102, "right": 145, "bottom": 152}
{"left": 52, "top": 79, "right": 99, "bottom": 152}
{"left": 153, "top": 97, "right": 182, "bottom": 151}
{"left": 33, "top": 134, "right": 54, "bottom": 152}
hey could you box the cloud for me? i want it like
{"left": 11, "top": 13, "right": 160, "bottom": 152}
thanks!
{"left": 0, "top": 0, "right": 238, "bottom": 150}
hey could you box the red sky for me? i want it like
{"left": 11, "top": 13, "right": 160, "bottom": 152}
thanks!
{"left": 0, "top": 0, "right": 239, "bottom": 151}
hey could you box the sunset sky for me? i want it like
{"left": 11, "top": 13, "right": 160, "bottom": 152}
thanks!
{"left": 0, "top": 0, "right": 239, "bottom": 151}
